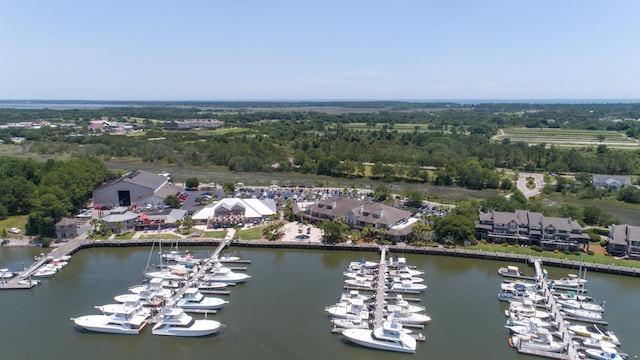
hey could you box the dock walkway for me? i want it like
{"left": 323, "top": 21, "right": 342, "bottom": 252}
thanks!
{"left": 372, "top": 246, "right": 387, "bottom": 327}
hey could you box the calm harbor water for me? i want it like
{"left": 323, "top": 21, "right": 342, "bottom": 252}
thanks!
{"left": 1, "top": 246, "right": 639, "bottom": 360}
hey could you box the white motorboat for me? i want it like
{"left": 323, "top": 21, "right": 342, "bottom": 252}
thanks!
{"left": 343, "top": 271, "right": 376, "bottom": 281}
{"left": 388, "top": 272, "right": 424, "bottom": 283}
{"left": 386, "top": 309, "right": 432, "bottom": 325}
{"left": 342, "top": 320, "right": 416, "bottom": 353}
{"left": 96, "top": 300, "right": 151, "bottom": 316}
{"left": 578, "top": 337, "right": 618, "bottom": 351}
{"left": 344, "top": 277, "right": 376, "bottom": 291}
{"left": 162, "top": 250, "right": 201, "bottom": 265}
{"left": 215, "top": 254, "right": 241, "bottom": 263}
{"left": 202, "top": 262, "right": 251, "bottom": 284}
{"left": 17, "top": 278, "right": 40, "bottom": 286}
{"left": 505, "top": 300, "right": 550, "bottom": 319}
{"left": 176, "top": 288, "right": 228, "bottom": 311}
{"left": 115, "top": 283, "right": 172, "bottom": 305}
{"left": 325, "top": 298, "right": 370, "bottom": 320}
{"left": 385, "top": 294, "right": 426, "bottom": 313}
{"left": 338, "top": 290, "right": 373, "bottom": 303}
{"left": 128, "top": 278, "right": 170, "bottom": 294}
{"left": 511, "top": 330, "right": 565, "bottom": 353}
{"left": 584, "top": 349, "right": 626, "bottom": 360}
{"left": 152, "top": 307, "right": 222, "bottom": 337}
{"left": 72, "top": 306, "right": 148, "bottom": 335}
{"left": 197, "top": 281, "right": 228, "bottom": 291}
{"left": 554, "top": 291, "right": 592, "bottom": 302}
{"left": 569, "top": 324, "right": 620, "bottom": 345}
{"left": 506, "top": 315, "right": 557, "bottom": 330}
{"left": 348, "top": 259, "right": 379, "bottom": 271}
{"left": 550, "top": 273, "right": 587, "bottom": 290}
{"left": 0, "top": 269, "right": 16, "bottom": 279}
{"left": 561, "top": 307, "right": 603, "bottom": 322}
{"left": 144, "top": 269, "right": 188, "bottom": 281}
{"left": 498, "top": 283, "right": 544, "bottom": 303}
{"left": 32, "top": 265, "right": 57, "bottom": 279}
{"left": 498, "top": 265, "right": 528, "bottom": 279}
{"left": 331, "top": 317, "right": 371, "bottom": 330}
{"left": 387, "top": 279, "right": 427, "bottom": 293}
{"left": 557, "top": 299, "right": 604, "bottom": 313}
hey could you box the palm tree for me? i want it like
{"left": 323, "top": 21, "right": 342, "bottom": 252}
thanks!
{"left": 183, "top": 215, "right": 193, "bottom": 232}
{"left": 89, "top": 218, "right": 99, "bottom": 234}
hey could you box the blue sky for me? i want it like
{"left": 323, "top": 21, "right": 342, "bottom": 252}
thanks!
{"left": 1, "top": 0, "right": 639, "bottom": 101}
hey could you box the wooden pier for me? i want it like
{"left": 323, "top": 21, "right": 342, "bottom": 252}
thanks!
{"left": 372, "top": 246, "right": 387, "bottom": 327}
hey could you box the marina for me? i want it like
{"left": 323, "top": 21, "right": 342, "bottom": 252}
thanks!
{"left": 0, "top": 245, "right": 638, "bottom": 359}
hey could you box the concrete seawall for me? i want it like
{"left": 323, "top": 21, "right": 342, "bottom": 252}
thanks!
{"left": 72, "top": 238, "right": 640, "bottom": 278}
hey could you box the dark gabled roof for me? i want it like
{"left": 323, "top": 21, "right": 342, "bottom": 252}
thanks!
{"left": 97, "top": 170, "right": 169, "bottom": 191}
{"left": 55, "top": 217, "right": 77, "bottom": 227}
{"left": 609, "top": 224, "right": 640, "bottom": 246}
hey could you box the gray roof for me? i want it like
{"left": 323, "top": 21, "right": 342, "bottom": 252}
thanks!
{"left": 97, "top": 170, "right": 169, "bottom": 192}
{"left": 609, "top": 224, "right": 640, "bottom": 246}
{"left": 101, "top": 211, "right": 139, "bottom": 223}
{"left": 308, "top": 197, "right": 411, "bottom": 227}
{"left": 55, "top": 217, "right": 77, "bottom": 226}
{"left": 592, "top": 175, "right": 632, "bottom": 186}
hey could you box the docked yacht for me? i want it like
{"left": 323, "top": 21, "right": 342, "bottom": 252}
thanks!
{"left": 505, "top": 300, "right": 550, "bottom": 319}
{"left": 32, "top": 265, "right": 57, "bottom": 279}
{"left": 331, "top": 317, "right": 371, "bottom": 330}
{"left": 561, "top": 307, "right": 603, "bottom": 322}
{"left": 72, "top": 306, "right": 148, "bottom": 335}
{"left": 498, "top": 265, "right": 528, "bottom": 279}
{"left": 511, "top": 329, "right": 565, "bottom": 353}
{"left": 202, "top": 262, "right": 251, "bottom": 284}
{"left": 176, "top": 288, "right": 228, "bottom": 311}
{"left": 505, "top": 315, "right": 557, "bottom": 330}
{"left": 325, "top": 298, "right": 370, "bottom": 321}
{"left": 347, "top": 259, "right": 379, "bottom": 271}
{"left": 584, "top": 349, "right": 626, "bottom": 360}
{"left": 550, "top": 273, "right": 587, "bottom": 290}
{"left": 344, "top": 277, "right": 376, "bottom": 291}
{"left": 498, "top": 283, "right": 544, "bottom": 303}
{"left": 557, "top": 299, "right": 604, "bottom": 313}
{"left": 342, "top": 320, "right": 416, "bottom": 353}
{"left": 96, "top": 300, "right": 151, "bottom": 316}
{"left": 338, "top": 290, "right": 373, "bottom": 303}
{"left": 386, "top": 310, "right": 432, "bottom": 325}
{"left": 385, "top": 295, "right": 426, "bottom": 314}
{"left": 152, "top": 307, "right": 222, "bottom": 337}
{"left": 569, "top": 324, "right": 620, "bottom": 345}
{"left": 387, "top": 278, "right": 427, "bottom": 293}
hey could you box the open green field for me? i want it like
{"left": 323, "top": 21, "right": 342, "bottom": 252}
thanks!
{"left": 0, "top": 215, "right": 28, "bottom": 233}
{"left": 497, "top": 128, "right": 638, "bottom": 148}
{"left": 340, "top": 123, "right": 437, "bottom": 132}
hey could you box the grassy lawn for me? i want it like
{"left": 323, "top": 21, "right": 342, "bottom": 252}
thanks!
{"left": 0, "top": 215, "right": 28, "bottom": 232}
{"left": 204, "top": 230, "right": 228, "bottom": 238}
{"left": 237, "top": 225, "right": 267, "bottom": 240}
{"left": 138, "top": 233, "right": 180, "bottom": 240}
{"left": 468, "top": 243, "right": 640, "bottom": 268}
{"left": 113, "top": 232, "right": 136, "bottom": 240}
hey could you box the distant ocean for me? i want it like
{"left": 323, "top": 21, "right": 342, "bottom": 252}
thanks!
{"left": 0, "top": 99, "right": 639, "bottom": 109}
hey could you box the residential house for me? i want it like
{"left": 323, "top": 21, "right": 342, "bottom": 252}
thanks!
{"left": 475, "top": 210, "right": 589, "bottom": 251}
{"left": 592, "top": 175, "right": 632, "bottom": 190}
{"left": 607, "top": 224, "right": 640, "bottom": 259}
{"left": 54, "top": 217, "right": 78, "bottom": 241}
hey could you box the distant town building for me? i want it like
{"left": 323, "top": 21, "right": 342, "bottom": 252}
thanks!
{"left": 475, "top": 210, "right": 589, "bottom": 251}
{"left": 607, "top": 224, "right": 640, "bottom": 260}
{"left": 592, "top": 174, "right": 632, "bottom": 190}
{"left": 164, "top": 119, "right": 222, "bottom": 130}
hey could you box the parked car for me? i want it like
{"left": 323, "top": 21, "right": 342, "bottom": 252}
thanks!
{"left": 8, "top": 227, "right": 21, "bottom": 234}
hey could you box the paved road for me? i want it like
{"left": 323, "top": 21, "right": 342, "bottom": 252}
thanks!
{"left": 516, "top": 172, "right": 545, "bottom": 198}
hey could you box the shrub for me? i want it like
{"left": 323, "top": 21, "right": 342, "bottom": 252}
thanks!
{"left": 41, "top": 237, "right": 53, "bottom": 248}
{"left": 587, "top": 233, "right": 601, "bottom": 242}
{"left": 587, "top": 250, "right": 595, "bottom": 255}
{"left": 600, "top": 240, "right": 607, "bottom": 247}
{"left": 530, "top": 245, "right": 542, "bottom": 252}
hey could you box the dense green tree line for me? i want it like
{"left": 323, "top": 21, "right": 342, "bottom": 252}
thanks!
{"left": 0, "top": 156, "right": 114, "bottom": 237}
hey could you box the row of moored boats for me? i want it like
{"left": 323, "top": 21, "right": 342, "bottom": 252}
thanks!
{"left": 326, "top": 256, "right": 429, "bottom": 354}
{"left": 498, "top": 264, "right": 627, "bottom": 360}
{"left": 71, "top": 248, "right": 250, "bottom": 337}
